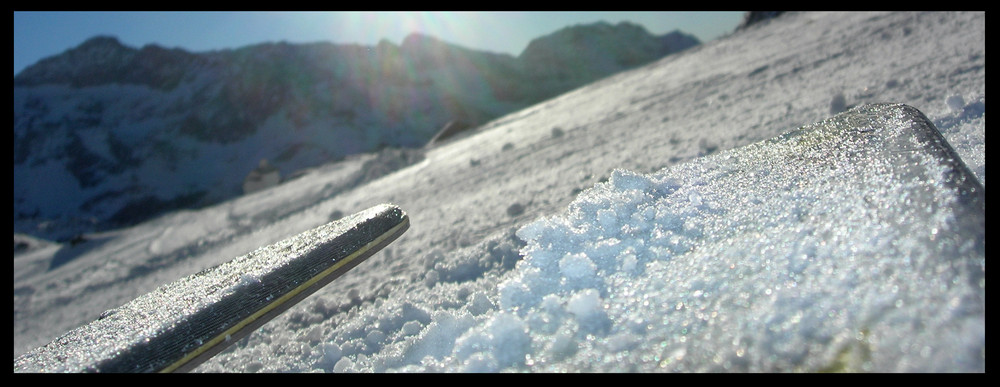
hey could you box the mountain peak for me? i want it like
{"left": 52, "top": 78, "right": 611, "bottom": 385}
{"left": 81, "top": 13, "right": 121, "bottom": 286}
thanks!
{"left": 518, "top": 21, "right": 700, "bottom": 82}
{"left": 400, "top": 32, "right": 454, "bottom": 53}
{"left": 51, "top": 35, "right": 137, "bottom": 66}
{"left": 14, "top": 35, "right": 138, "bottom": 87}
{"left": 77, "top": 35, "right": 129, "bottom": 50}
{"left": 14, "top": 36, "right": 204, "bottom": 90}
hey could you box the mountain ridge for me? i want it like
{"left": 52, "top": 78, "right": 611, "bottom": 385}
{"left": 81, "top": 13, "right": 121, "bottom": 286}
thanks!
{"left": 14, "top": 21, "right": 700, "bottom": 241}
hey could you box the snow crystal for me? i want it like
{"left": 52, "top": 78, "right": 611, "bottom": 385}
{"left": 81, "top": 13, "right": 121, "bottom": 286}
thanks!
{"left": 565, "top": 289, "right": 606, "bottom": 323}
{"left": 946, "top": 94, "right": 965, "bottom": 112}
{"left": 558, "top": 253, "right": 596, "bottom": 281}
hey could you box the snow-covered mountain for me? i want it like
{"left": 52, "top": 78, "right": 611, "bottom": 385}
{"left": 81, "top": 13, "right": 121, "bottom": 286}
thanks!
{"left": 13, "top": 11, "right": 984, "bottom": 373}
{"left": 13, "top": 22, "right": 699, "bottom": 241}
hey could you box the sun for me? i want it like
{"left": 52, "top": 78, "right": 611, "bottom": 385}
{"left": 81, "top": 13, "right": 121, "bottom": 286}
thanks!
{"left": 310, "top": 12, "right": 477, "bottom": 48}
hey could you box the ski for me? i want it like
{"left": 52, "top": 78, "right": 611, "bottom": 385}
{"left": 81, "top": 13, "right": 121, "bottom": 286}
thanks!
{"left": 14, "top": 203, "right": 409, "bottom": 373}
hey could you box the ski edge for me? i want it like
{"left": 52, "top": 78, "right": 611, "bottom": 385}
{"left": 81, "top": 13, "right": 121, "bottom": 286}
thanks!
{"left": 163, "top": 211, "right": 409, "bottom": 372}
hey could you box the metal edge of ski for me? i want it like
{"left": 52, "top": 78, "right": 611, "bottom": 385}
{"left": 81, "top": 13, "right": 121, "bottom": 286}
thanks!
{"left": 14, "top": 203, "right": 410, "bottom": 373}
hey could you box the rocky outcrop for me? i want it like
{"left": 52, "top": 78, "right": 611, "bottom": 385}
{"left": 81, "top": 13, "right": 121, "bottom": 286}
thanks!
{"left": 736, "top": 11, "right": 786, "bottom": 30}
{"left": 242, "top": 159, "right": 281, "bottom": 194}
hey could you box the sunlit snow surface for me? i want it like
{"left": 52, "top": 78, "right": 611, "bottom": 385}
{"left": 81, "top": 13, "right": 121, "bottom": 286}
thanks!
{"left": 296, "top": 104, "right": 985, "bottom": 373}
{"left": 492, "top": 104, "right": 983, "bottom": 372}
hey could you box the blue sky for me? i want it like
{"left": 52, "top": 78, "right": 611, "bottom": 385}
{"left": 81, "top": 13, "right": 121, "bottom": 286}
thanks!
{"left": 13, "top": 11, "right": 745, "bottom": 76}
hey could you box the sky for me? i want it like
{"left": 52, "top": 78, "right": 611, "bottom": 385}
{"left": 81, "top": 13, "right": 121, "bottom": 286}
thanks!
{"left": 13, "top": 11, "right": 746, "bottom": 76}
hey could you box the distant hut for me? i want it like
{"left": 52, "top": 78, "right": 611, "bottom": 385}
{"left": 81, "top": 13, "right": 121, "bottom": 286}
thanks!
{"left": 243, "top": 159, "right": 281, "bottom": 194}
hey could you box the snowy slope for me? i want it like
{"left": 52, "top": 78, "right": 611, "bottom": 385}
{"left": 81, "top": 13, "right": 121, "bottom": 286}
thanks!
{"left": 13, "top": 11, "right": 984, "bottom": 372}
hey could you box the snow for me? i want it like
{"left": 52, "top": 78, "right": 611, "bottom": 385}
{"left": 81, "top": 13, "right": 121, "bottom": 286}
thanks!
{"left": 490, "top": 105, "right": 982, "bottom": 372}
{"left": 13, "top": 11, "right": 984, "bottom": 373}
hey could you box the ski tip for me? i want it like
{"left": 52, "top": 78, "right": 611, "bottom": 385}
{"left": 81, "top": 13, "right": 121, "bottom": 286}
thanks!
{"left": 368, "top": 203, "right": 408, "bottom": 222}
